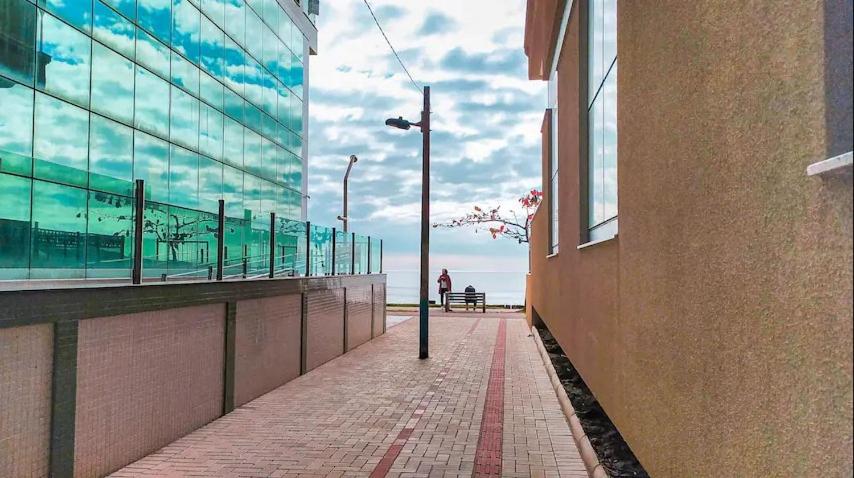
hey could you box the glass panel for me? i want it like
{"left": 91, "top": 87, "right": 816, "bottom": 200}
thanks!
{"left": 292, "top": 95, "right": 302, "bottom": 135}
{"left": 0, "top": 173, "right": 32, "bottom": 278}
{"left": 261, "top": 71, "right": 276, "bottom": 118}
{"left": 172, "top": 0, "right": 200, "bottom": 63}
{"left": 141, "top": 200, "right": 168, "bottom": 277}
{"left": 275, "top": 79, "right": 289, "bottom": 125}
{"left": 260, "top": 136, "right": 275, "bottom": 181}
{"left": 223, "top": 115, "right": 243, "bottom": 167}
{"left": 335, "top": 229, "right": 351, "bottom": 275}
{"left": 170, "top": 85, "right": 199, "bottom": 150}
{"left": 277, "top": 15, "right": 290, "bottom": 54}
{"left": 199, "top": 69, "right": 223, "bottom": 110}
{"left": 30, "top": 180, "right": 87, "bottom": 278}
{"left": 0, "top": 83, "right": 34, "bottom": 176}
{"left": 309, "top": 224, "right": 332, "bottom": 276}
{"left": 37, "top": 12, "right": 92, "bottom": 107}
{"left": 588, "top": 91, "right": 604, "bottom": 227}
{"left": 244, "top": 8, "right": 262, "bottom": 62}
{"left": 243, "top": 171, "right": 260, "bottom": 222}
{"left": 200, "top": 15, "right": 224, "bottom": 78}
{"left": 89, "top": 114, "right": 134, "bottom": 196}
{"left": 244, "top": 59, "right": 264, "bottom": 111}
{"left": 198, "top": 154, "right": 222, "bottom": 213}
{"left": 222, "top": 36, "right": 243, "bottom": 93}
{"left": 262, "top": 23, "right": 276, "bottom": 74}
{"left": 602, "top": 63, "right": 618, "bottom": 220}
{"left": 40, "top": 0, "right": 93, "bottom": 32}
{"left": 290, "top": 52, "right": 302, "bottom": 99}
{"left": 138, "top": 0, "right": 171, "bottom": 44}
{"left": 588, "top": 0, "right": 603, "bottom": 107}
{"left": 133, "top": 131, "right": 169, "bottom": 203}
{"left": 199, "top": 102, "right": 223, "bottom": 160}
{"left": 134, "top": 66, "right": 170, "bottom": 138}
{"left": 33, "top": 93, "right": 89, "bottom": 187}
{"left": 91, "top": 42, "right": 135, "bottom": 124}
{"left": 262, "top": 0, "right": 279, "bottom": 33}
{"left": 201, "top": 0, "right": 225, "bottom": 30}
{"left": 171, "top": 50, "right": 199, "bottom": 95}
{"left": 223, "top": 0, "right": 244, "bottom": 47}
{"left": 275, "top": 216, "right": 303, "bottom": 277}
{"left": 222, "top": 162, "right": 242, "bottom": 217}
{"left": 222, "top": 215, "right": 244, "bottom": 272}
{"left": 244, "top": 101, "right": 262, "bottom": 133}
{"left": 223, "top": 85, "right": 242, "bottom": 121}
{"left": 168, "top": 144, "right": 199, "bottom": 209}
{"left": 93, "top": 1, "right": 136, "bottom": 59}
{"left": 164, "top": 204, "right": 201, "bottom": 275}
{"left": 86, "top": 190, "right": 133, "bottom": 277}
{"left": 243, "top": 128, "right": 261, "bottom": 177}
{"left": 103, "top": 0, "right": 136, "bottom": 21}
{"left": 136, "top": 26, "right": 169, "bottom": 78}
{"left": 0, "top": 0, "right": 37, "bottom": 86}
{"left": 371, "top": 237, "right": 382, "bottom": 274}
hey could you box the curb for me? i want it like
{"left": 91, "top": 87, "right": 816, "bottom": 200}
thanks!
{"left": 531, "top": 326, "right": 608, "bottom": 478}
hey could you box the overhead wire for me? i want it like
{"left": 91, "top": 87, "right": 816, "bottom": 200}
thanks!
{"left": 361, "top": 0, "right": 423, "bottom": 94}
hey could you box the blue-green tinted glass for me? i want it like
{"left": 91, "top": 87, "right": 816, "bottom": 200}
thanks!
{"left": 91, "top": 42, "right": 135, "bottom": 124}
{"left": 136, "top": 26, "right": 170, "bottom": 78}
{"left": 199, "top": 70, "right": 223, "bottom": 110}
{"left": 103, "top": 0, "right": 136, "bottom": 20}
{"left": 40, "top": 0, "right": 93, "bottom": 32}
{"left": 138, "top": 0, "right": 171, "bottom": 44}
{"left": 261, "top": 73, "right": 276, "bottom": 118}
{"left": 30, "top": 180, "right": 87, "bottom": 277}
{"left": 0, "top": 83, "right": 34, "bottom": 176}
{"left": 171, "top": 51, "right": 199, "bottom": 95}
{"left": 140, "top": 200, "right": 165, "bottom": 277}
{"left": 244, "top": 102, "right": 262, "bottom": 133}
{"left": 0, "top": 0, "right": 37, "bottom": 86}
{"left": 275, "top": 78, "right": 289, "bottom": 126}
{"left": 134, "top": 66, "right": 170, "bottom": 138}
{"left": 261, "top": 112, "right": 276, "bottom": 144}
{"left": 133, "top": 131, "right": 169, "bottom": 203}
{"left": 222, "top": 36, "right": 243, "bottom": 93}
{"left": 277, "top": 14, "right": 291, "bottom": 52}
{"left": 243, "top": 171, "right": 260, "bottom": 221}
{"left": 243, "top": 128, "right": 261, "bottom": 177}
{"left": 260, "top": 178, "right": 275, "bottom": 216}
{"left": 260, "top": 137, "right": 275, "bottom": 181}
{"left": 290, "top": 53, "right": 303, "bottom": 99}
{"left": 292, "top": 96, "right": 303, "bottom": 135}
{"left": 243, "top": 60, "right": 264, "bottom": 111}
{"left": 262, "top": 0, "right": 279, "bottom": 32}
{"left": 223, "top": 86, "right": 242, "bottom": 121}
{"left": 245, "top": 8, "right": 262, "bottom": 62}
{"left": 198, "top": 154, "right": 222, "bottom": 213}
{"left": 168, "top": 144, "right": 198, "bottom": 209}
{"left": 172, "top": 0, "right": 200, "bottom": 63}
{"left": 200, "top": 15, "right": 224, "bottom": 78}
{"left": 89, "top": 114, "right": 134, "bottom": 196}
{"left": 0, "top": 173, "right": 32, "bottom": 278}
{"left": 86, "top": 190, "right": 133, "bottom": 277}
{"left": 164, "top": 204, "right": 199, "bottom": 274}
{"left": 309, "top": 224, "right": 332, "bottom": 276}
{"left": 170, "top": 86, "right": 200, "bottom": 150}
{"left": 222, "top": 162, "right": 243, "bottom": 217}
{"left": 335, "top": 230, "right": 351, "bottom": 275}
{"left": 262, "top": 23, "right": 277, "bottom": 74}
{"left": 201, "top": 0, "right": 225, "bottom": 29}
{"left": 371, "top": 237, "right": 382, "bottom": 273}
{"left": 93, "top": 1, "right": 135, "bottom": 59}
{"left": 223, "top": 116, "right": 243, "bottom": 167}
{"left": 223, "top": 0, "right": 244, "bottom": 46}
{"left": 199, "top": 103, "right": 223, "bottom": 160}
{"left": 33, "top": 93, "right": 89, "bottom": 187}
{"left": 37, "top": 12, "right": 92, "bottom": 107}
{"left": 222, "top": 216, "right": 244, "bottom": 268}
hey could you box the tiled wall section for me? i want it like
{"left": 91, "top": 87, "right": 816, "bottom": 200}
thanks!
{"left": 0, "top": 324, "right": 53, "bottom": 478}
{"left": 346, "top": 287, "right": 373, "bottom": 351}
{"left": 372, "top": 283, "right": 387, "bottom": 338}
{"left": 305, "top": 288, "right": 345, "bottom": 372}
{"left": 234, "top": 295, "right": 302, "bottom": 407}
{"left": 74, "top": 305, "right": 226, "bottom": 478}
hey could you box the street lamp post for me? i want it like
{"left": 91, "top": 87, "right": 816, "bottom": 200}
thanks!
{"left": 386, "top": 85, "right": 430, "bottom": 359}
{"left": 338, "top": 155, "right": 358, "bottom": 232}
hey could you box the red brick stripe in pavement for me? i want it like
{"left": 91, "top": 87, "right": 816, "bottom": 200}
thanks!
{"left": 472, "top": 319, "right": 507, "bottom": 477}
{"left": 369, "top": 318, "right": 483, "bottom": 478}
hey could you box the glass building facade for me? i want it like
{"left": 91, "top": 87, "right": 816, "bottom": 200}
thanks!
{"left": 0, "top": 0, "right": 318, "bottom": 280}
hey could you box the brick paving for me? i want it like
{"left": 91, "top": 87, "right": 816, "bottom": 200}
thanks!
{"left": 111, "top": 314, "right": 586, "bottom": 477}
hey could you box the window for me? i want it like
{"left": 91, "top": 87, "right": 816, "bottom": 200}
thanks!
{"left": 136, "top": 26, "right": 170, "bottom": 79}
{"left": 134, "top": 66, "right": 170, "bottom": 138}
{"left": 30, "top": 180, "right": 88, "bottom": 278}
{"left": 133, "top": 131, "right": 170, "bottom": 203}
{"left": 0, "top": 173, "right": 32, "bottom": 278}
{"left": 93, "top": 1, "right": 135, "bottom": 59}
{"left": 547, "top": 69, "right": 559, "bottom": 254}
{"left": 0, "top": 0, "right": 37, "bottom": 86}
{"left": 138, "top": 0, "right": 172, "bottom": 45}
{"left": 586, "top": 0, "right": 617, "bottom": 242}
{"left": 89, "top": 114, "right": 134, "bottom": 196}
{"left": 0, "top": 82, "right": 34, "bottom": 177}
{"left": 37, "top": 12, "right": 92, "bottom": 107}
{"left": 33, "top": 93, "right": 90, "bottom": 187}
{"left": 91, "top": 42, "right": 135, "bottom": 125}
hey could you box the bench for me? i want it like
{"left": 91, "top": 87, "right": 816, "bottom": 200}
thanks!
{"left": 444, "top": 292, "right": 486, "bottom": 313}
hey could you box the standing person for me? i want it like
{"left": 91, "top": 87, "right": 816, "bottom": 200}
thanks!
{"left": 437, "top": 269, "right": 452, "bottom": 309}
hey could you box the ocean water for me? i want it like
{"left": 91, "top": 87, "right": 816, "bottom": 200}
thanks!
{"left": 386, "top": 270, "right": 527, "bottom": 306}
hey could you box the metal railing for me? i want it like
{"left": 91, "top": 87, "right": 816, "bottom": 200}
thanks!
{"left": 129, "top": 179, "right": 382, "bottom": 284}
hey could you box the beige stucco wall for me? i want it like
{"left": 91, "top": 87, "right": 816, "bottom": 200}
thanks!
{"left": 528, "top": 1, "right": 853, "bottom": 476}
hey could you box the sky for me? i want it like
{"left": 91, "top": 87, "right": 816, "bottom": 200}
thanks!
{"left": 307, "top": 0, "right": 545, "bottom": 274}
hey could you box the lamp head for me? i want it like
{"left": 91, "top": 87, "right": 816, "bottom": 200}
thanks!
{"left": 349, "top": 154, "right": 358, "bottom": 163}
{"left": 385, "top": 116, "right": 412, "bottom": 130}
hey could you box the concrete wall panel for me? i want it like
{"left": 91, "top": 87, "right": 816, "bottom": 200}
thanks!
{"left": 234, "top": 295, "right": 302, "bottom": 407}
{"left": 346, "top": 287, "right": 372, "bottom": 351}
{"left": 74, "top": 305, "right": 225, "bottom": 477}
{"left": 0, "top": 324, "right": 53, "bottom": 478}
{"left": 305, "top": 289, "right": 345, "bottom": 372}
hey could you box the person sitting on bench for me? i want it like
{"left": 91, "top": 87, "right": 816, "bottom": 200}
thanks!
{"left": 464, "top": 285, "right": 477, "bottom": 311}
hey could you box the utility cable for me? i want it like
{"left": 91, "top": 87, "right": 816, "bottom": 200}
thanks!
{"left": 362, "top": 0, "right": 423, "bottom": 94}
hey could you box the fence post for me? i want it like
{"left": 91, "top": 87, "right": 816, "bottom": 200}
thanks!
{"left": 380, "top": 239, "right": 383, "bottom": 273}
{"left": 242, "top": 258, "right": 247, "bottom": 278}
{"left": 351, "top": 232, "right": 356, "bottom": 274}
{"left": 132, "top": 179, "right": 144, "bottom": 284}
{"left": 305, "top": 221, "right": 311, "bottom": 277}
{"left": 331, "top": 227, "right": 337, "bottom": 275}
{"left": 269, "top": 212, "right": 276, "bottom": 279}
{"left": 216, "top": 199, "right": 224, "bottom": 280}
{"left": 367, "top": 237, "right": 372, "bottom": 274}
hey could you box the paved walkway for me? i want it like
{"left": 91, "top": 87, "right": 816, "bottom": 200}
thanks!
{"left": 111, "top": 314, "right": 586, "bottom": 477}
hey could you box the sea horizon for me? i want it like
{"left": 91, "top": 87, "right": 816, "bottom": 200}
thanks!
{"left": 385, "top": 269, "right": 528, "bottom": 306}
